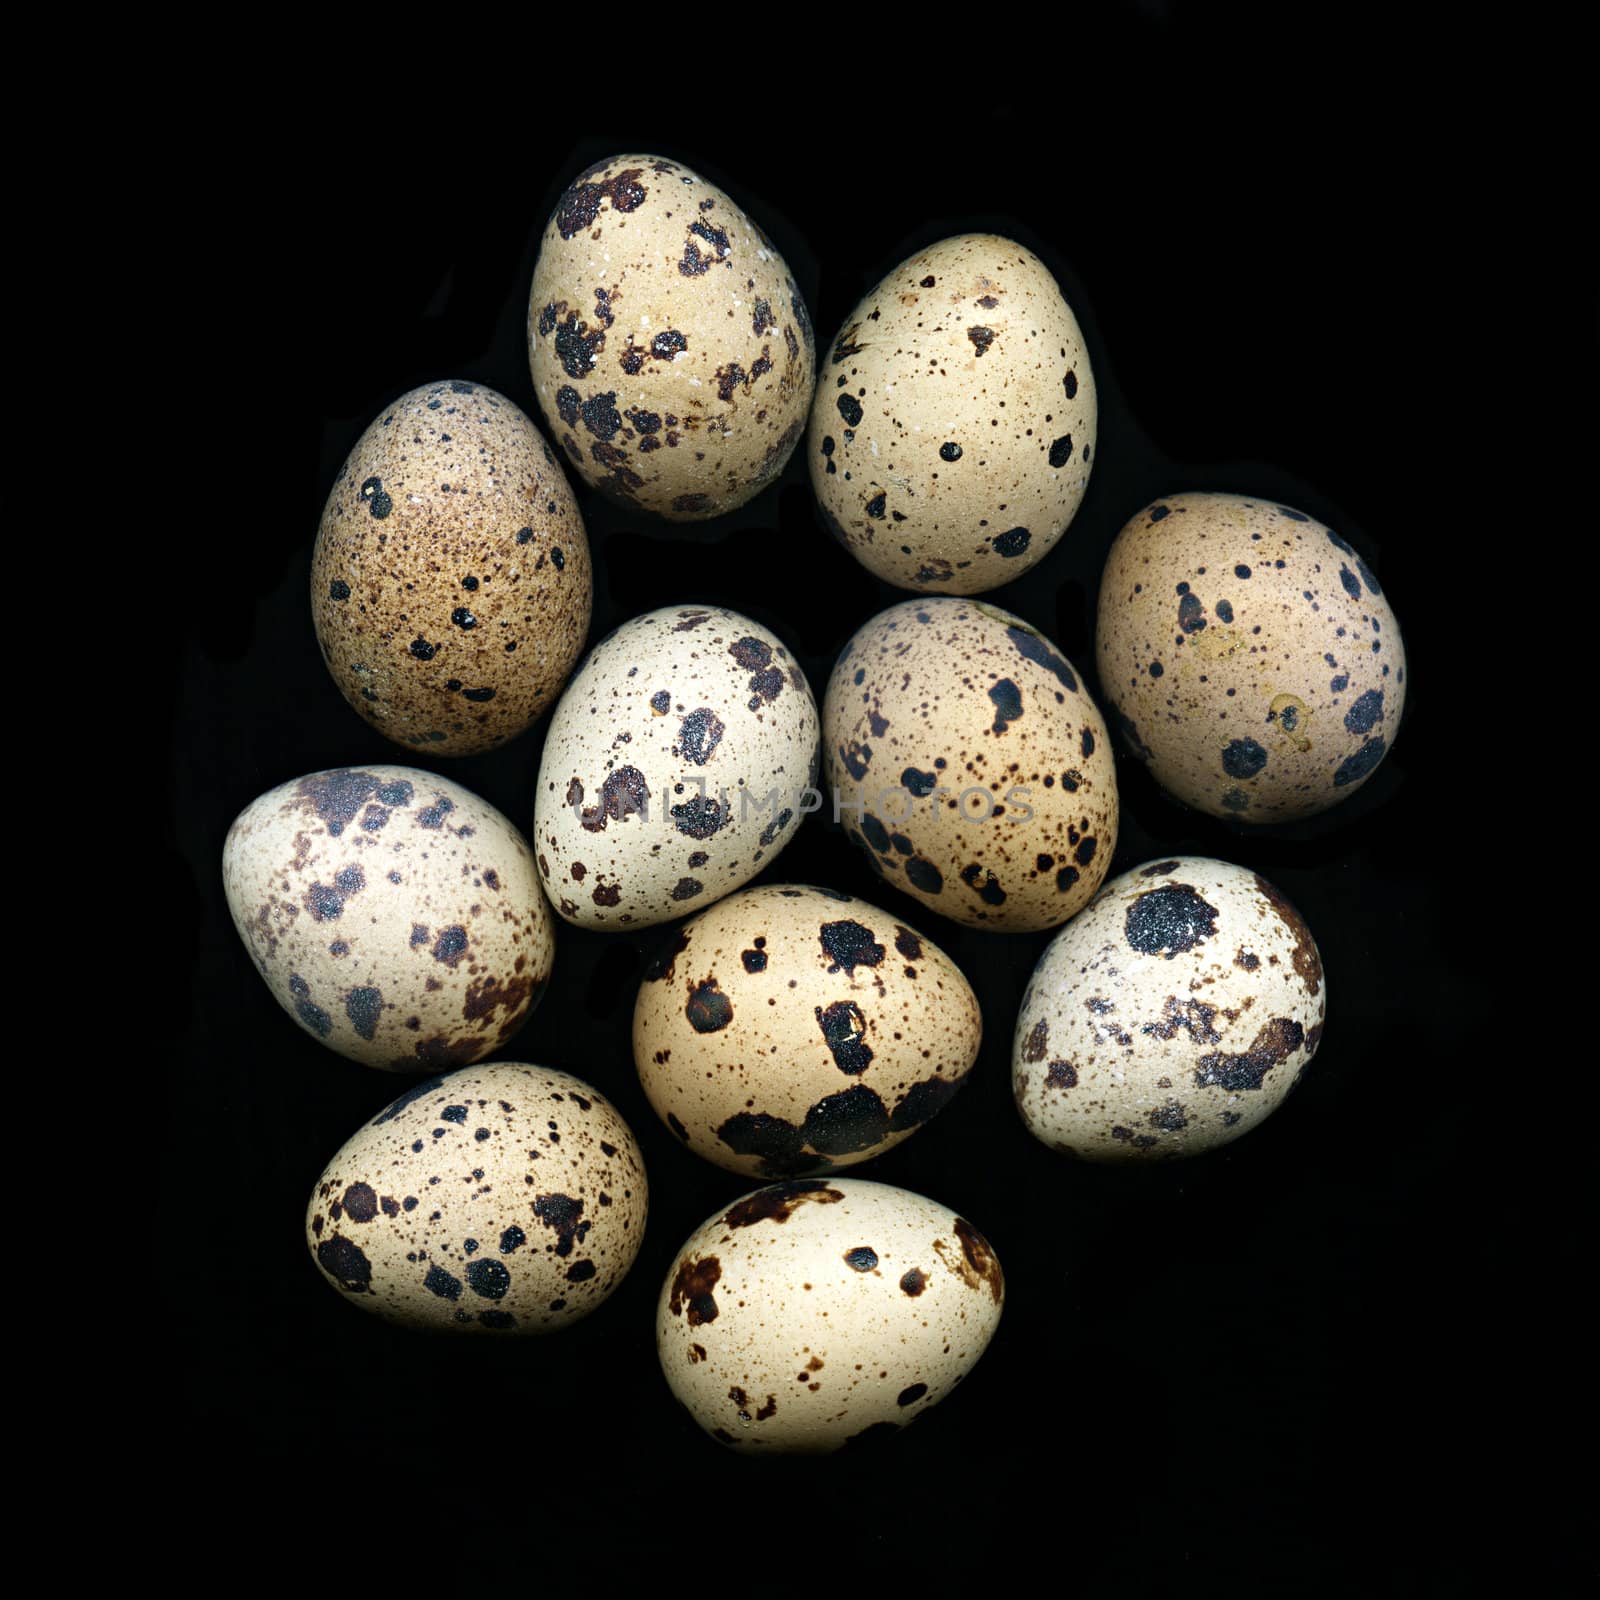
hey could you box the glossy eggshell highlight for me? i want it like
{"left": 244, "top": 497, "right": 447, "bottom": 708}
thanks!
{"left": 633, "top": 885, "right": 981, "bottom": 1178}
{"left": 1096, "top": 492, "right": 1406, "bottom": 820}
{"left": 656, "top": 1178, "right": 1003, "bottom": 1453}
{"left": 222, "top": 766, "right": 554, "bottom": 1071}
{"left": 533, "top": 605, "right": 819, "bottom": 929}
{"left": 808, "top": 234, "right": 1096, "bottom": 594}
{"left": 306, "top": 1063, "right": 647, "bottom": 1333}
{"left": 527, "top": 154, "right": 815, "bottom": 521}
{"left": 311, "top": 380, "right": 592, "bottom": 757}
{"left": 1013, "top": 857, "right": 1326, "bottom": 1160}
{"left": 823, "top": 598, "right": 1118, "bottom": 931}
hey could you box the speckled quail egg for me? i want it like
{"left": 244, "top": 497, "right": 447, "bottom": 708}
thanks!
{"left": 657, "top": 1178, "right": 1003, "bottom": 1453}
{"left": 1013, "top": 857, "right": 1326, "bottom": 1160}
{"left": 808, "top": 234, "right": 1096, "bottom": 594}
{"left": 311, "top": 380, "right": 592, "bottom": 757}
{"left": 306, "top": 1063, "right": 647, "bottom": 1333}
{"left": 633, "top": 885, "right": 980, "bottom": 1178}
{"left": 223, "top": 766, "right": 554, "bottom": 1071}
{"left": 533, "top": 605, "right": 819, "bottom": 929}
{"left": 527, "top": 154, "right": 815, "bottom": 520}
{"left": 823, "top": 598, "right": 1118, "bottom": 931}
{"left": 1096, "top": 492, "right": 1406, "bottom": 820}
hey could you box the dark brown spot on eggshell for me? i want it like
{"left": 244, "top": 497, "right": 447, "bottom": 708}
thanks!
{"left": 933, "top": 1218, "right": 1005, "bottom": 1303}
{"left": 1194, "top": 1017, "right": 1305, "bottom": 1091}
{"left": 723, "top": 1180, "right": 845, "bottom": 1229}
{"left": 668, "top": 1255, "right": 722, "bottom": 1326}
{"left": 1254, "top": 875, "right": 1323, "bottom": 996}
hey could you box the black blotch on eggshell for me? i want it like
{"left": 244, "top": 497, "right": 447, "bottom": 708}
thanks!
{"left": 1124, "top": 884, "right": 1219, "bottom": 959}
{"left": 686, "top": 979, "right": 734, "bottom": 1033}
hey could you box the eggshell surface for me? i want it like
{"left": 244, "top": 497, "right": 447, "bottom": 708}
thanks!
{"left": 306, "top": 1063, "right": 647, "bottom": 1333}
{"left": 312, "top": 380, "right": 592, "bottom": 757}
{"left": 534, "top": 605, "right": 819, "bottom": 929}
{"left": 823, "top": 598, "right": 1117, "bottom": 931}
{"left": 657, "top": 1178, "right": 1003, "bottom": 1453}
{"left": 223, "top": 766, "right": 554, "bottom": 1071}
{"left": 527, "top": 154, "right": 815, "bottom": 520}
{"left": 1097, "top": 492, "right": 1406, "bottom": 820}
{"left": 809, "top": 234, "right": 1096, "bottom": 593}
{"left": 1013, "top": 857, "right": 1326, "bottom": 1160}
{"left": 633, "top": 885, "right": 981, "bottom": 1177}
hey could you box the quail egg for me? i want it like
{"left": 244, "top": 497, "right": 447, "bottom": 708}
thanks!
{"left": 312, "top": 380, "right": 591, "bottom": 756}
{"left": 634, "top": 884, "right": 981, "bottom": 1177}
{"left": 823, "top": 598, "right": 1117, "bottom": 930}
{"left": 1013, "top": 857, "right": 1326, "bottom": 1159}
{"left": 809, "top": 234, "right": 1095, "bottom": 593}
{"left": 1096, "top": 492, "right": 1405, "bottom": 820}
{"left": 528, "top": 155, "right": 815, "bottom": 520}
{"left": 307, "top": 1063, "right": 647, "bottom": 1332}
{"left": 533, "top": 605, "right": 819, "bottom": 929}
{"left": 223, "top": 766, "right": 554, "bottom": 1070}
{"left": 657, "top": 1178, "right": 1003, "bottom": 1452}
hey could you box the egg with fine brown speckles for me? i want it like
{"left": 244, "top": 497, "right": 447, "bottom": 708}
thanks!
{"left": 823, "top": 598, "right": 1118, "bottom": 932}
{"left": 1013, "top": 857, "right": 1326, "bottom": 1160}
{"left": 312, "top": 379, "right": 592, "bottom": 757}
{"left": 1096, "top": 492, "right": 1406, "bottom": 820}
{"left": 307, "top": 1063, "right": 647, "bottom": 1333}
{"left": 633, "top": 885, "right": 981, "bottom": 1178}
{"left": 533, "top": 605, "right": 820, "bottom": 930}
{"left": 527, "top": 154, "right": 816, "bottom": 521}
{"left": 223, "top": 766, "right": 554, "bottom": 1071}
{"left": 657, "top": 1178, "right": 1002, "bottom": 1453}
{"left": 809, "top": 234, "right": 1096, "bottom": 594}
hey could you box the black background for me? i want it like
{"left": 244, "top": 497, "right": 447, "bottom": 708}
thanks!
{"left": 162, "top": 26, "right": 1567, "bottom": 1592}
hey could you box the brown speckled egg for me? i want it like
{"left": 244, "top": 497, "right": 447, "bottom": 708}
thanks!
{"left": 633, "top": 885, "right": 981, "bottom": 1178}
{"left": 657, "top": 1178, "right": 1002, "bottom": 1453}
{"left": 1096, "top": 492, "right": 1406, "bottom": 821}
{"left": 223, "top": 766, "right": 554, "bottom": 1071}
{"left": 306, "top": 1063, "right": 647, "bottom": 1333}
{"left": 311, "top": 379, "right": 592, "bottom": 757}
{"left": 527, "top": 155, "right": 815, "bottom": 521}
{"left": 822, "top": 598, "right": 1118, "bottom": 931}
{"left": 808, "top": 234, "right": 1096, "bottom": 594}
{"left": 533, "top": 605, "right": 819, "bottom": 930}
{"left": 1013, "top": 857, "right": 1326, "bottom": 1161}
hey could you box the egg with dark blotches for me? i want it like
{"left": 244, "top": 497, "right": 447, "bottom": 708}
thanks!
{"left": 1013, "top": 857, "right": 1326, "bottom": 1160}
{"left": 311, "top": 379, "right": 592, "bottom": 757}
{"left": 822, "top": 598, "right": 1118, "bottom": 931}
{"left": 1096, "top": 492, "right": 1406, "bottom": 820}
{"left": 634, "top": 885, "right": 981, "bottom": 1178}
{"left": 306, "top": 1063, "right": 647, "bottom": 1333}
{"left": 527, "top": 154, "right": 816, "bottom": 521}
{"left": 657, "top": 1178, "right": 1003, "bottom": 1453}
{"left": 222, "top": 766, "right": 554, "bottom": 1071}
{"left": 808, "top": 234, "right": 1096, "bottom": 594}
{"left": 533, "top": 605, "right": 819, "bottom": 930}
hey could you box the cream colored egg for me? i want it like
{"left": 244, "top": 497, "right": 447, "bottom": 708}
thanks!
{"left": 1096, "top": 492, "right": 1406, "bottom": 821}
{"left": 311, "top": 380, "right": 592, "bottom": 757}
{"left": 822, "top": 598, "right": 1118, "bottom": 931}
{"left": 1013, "top": 857, "right": 1326, "bottom": 1160}
{"left": 527, "top": 154, "right": 815, "bottom": 520}
{"left": 306, "top": 1063, "right": 647, "bottom": 1333}
{"left": 223, "top": 766, "right": 554, "bottom": 1071}
{"left": 808, "top": 234, "right": 1096, "bottom": 594}
{"left": 533, "top": 605, "right": 819, "bottom": 929}
{"left": 633, "top": 885, "right": 980, "bottom": 1177}
{"left": 657, "top": 1178, "right": 1003, "bottom": 1453}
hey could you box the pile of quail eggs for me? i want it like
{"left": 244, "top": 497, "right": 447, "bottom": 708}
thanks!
{"left": 223, "top": 153, "right": 1404, "bottom": 1456}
